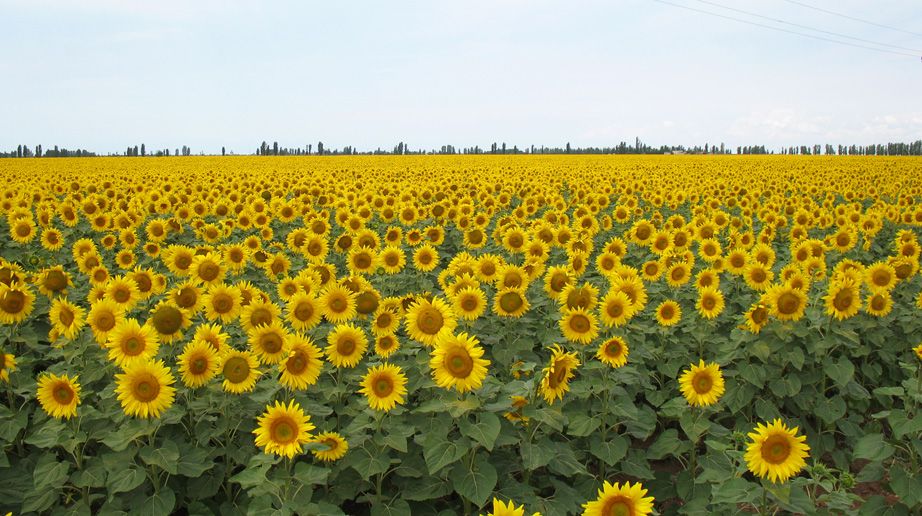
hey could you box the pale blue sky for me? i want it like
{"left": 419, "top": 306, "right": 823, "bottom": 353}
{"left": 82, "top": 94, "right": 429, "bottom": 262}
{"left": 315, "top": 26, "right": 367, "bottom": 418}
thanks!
{"left": 2, "top": 0, "right": 920, "bottom": 154}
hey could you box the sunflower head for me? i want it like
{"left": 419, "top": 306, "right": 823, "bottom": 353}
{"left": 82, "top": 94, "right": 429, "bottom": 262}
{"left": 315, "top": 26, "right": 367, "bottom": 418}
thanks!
{"left": 253, "top": 400, "right": 315, "bottom": 459}
{"left": 36, "top": 373, "right": 81, "bottom": 420}
{"left": 540, "top": 344, "right": 580, "bottom": 404}
{"left": 114, "top": 359, "right": 176, "bottom": 419}
{"left": 745, "top": 419, "right": 810, "bottom": 484}
{"left": 597, "top": 337, "right": 629, "bottom": 368}
{"left": 582, "top": 480, "right": 655, "bottom": 516}
{"left": 679, "top": 359, "right": 725, "bottom": 407}
{"left": 429, "top": 332, "right": 490, "bottom": 393}
{"left": 359, "top": 363, "right": 408, "bottom": 412}
{"left": 312, "top": 431, "right": 349, "bottom": 462}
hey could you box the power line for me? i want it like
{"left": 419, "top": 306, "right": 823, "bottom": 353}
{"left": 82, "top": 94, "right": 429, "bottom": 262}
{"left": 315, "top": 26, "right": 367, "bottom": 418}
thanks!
{"left": 694, "top": 0, "right": 922, "bottom": 53}
{"left": 650, "top": 0, "right": 919, "bottom": 58}
{"left": 780, "top": 0, "right": 922, "bottom": 39}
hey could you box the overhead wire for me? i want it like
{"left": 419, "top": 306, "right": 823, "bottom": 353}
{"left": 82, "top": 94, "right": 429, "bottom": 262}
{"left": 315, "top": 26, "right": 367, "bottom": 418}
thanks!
{"left": 779, "top": 0, "right": 922, "bottom": 39}
{"left": 650, "top": 0, "right": 919, "bottom": 58}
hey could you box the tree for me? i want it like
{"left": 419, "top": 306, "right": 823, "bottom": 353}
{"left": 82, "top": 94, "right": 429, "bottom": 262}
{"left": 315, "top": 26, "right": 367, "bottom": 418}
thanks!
{"left": 566, "top": 142, "right": 571, "bottom": 154}
{"left": 222, "top": 146, "right": 226, "bottom": 156}
{"left": 273, "top": 142, "right": 279, "bottom": 156}
{"left": 317, "top": 142, "right": 324, "bottom": 155}
{"left": 141, "top": 144, "right": 146, "bottom": 157}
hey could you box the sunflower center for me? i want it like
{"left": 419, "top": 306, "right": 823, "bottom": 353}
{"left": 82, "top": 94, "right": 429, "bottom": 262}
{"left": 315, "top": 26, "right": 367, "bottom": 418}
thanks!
{"left": 702, "top": 296, "right": 716, "bottom": 310}
{"left": 329, "top": 295, "right": 347, "bottom": 313}
{"left": 548, "top": 363, "right": 569, "bottom": 388}
{"left": 693, "top": 372, "right": 713, "bottom": 394}
{"left": 124, "top": 336, "right": 145, "bottom": 356}
{"left": 761, "top": 435, "right": 792, "bottom": 464}
{"left": 132, "top": 373, "right": 161, "bottom": 402}
{"left": 53, "top": 384, "right": 74, "bottom": 404}
{"left": 569, "top": 314, "right": 591, "bottom": 333}
{"left": 418, "top": 252, "right": 433, "bottom": 265}
{"left": 870, "top": 294, "right": 886, "bottom": 311}
{"left": 270, "top": 418, "right": 298, "bottom": 444}
{"left": 460, "top": 296, "right": 478, "bottom": 312}
{"left": 832, "top": 289, "right": 853, "bottom": 311}
{"left": 198, "top": 262, "right": 220, "bottom": 281}
{"left": 752, "top": 306, "right": 768, "bottom": 324}
{"left": 566, "top": 289, "right": 590, "bottom": 309}
{"left": 223, "top": 356, "right": 250, "bottom": 383}
{"left": 176, "top": 255, "right": 192, "bottom": 270}
{"left": 336, "top": 337, "right": 356, "bottom": 356}
{"left": 777, "top": 292, "right": 801, "bottom": 315}
{"left": 499, "top": 292, "right": 523, "bottom": 313}
{"left": 750, "top": 269, "right": 766, "bottom": 283}
{"left": 356, "top": 292, "right": 378, "bottom": 314}
{"left": 354, "top": 253, "right": 372, "bottom": 269}
{"left": 286, "top": 352, "right": 308, "bottom": 374}
{"left": 417, "top": 306, "right": 444, "bottom": 335}
{"left": 44, "top": 270, "right": 67, "bottom": 292}
{"left": 190, "top": 356, "right": 209, "bottom": 375}
{"left": 606, "top": 301, "right": 624, "bottom": 319}
{"left": 373, "top": 377, "right": 394, "bottom": 397}
{"left": 872, "top": 270, "right": 891, "bottom": 287}
{"left": 660, "top": 305, "right": 674, "bottom": 320}
{"left": 378, "top": 336, "right": 396, "bottom": 350}
{"left": 294, "top": 301, "right": 314, "bottom": 321}
{"left": 1, "top": 290, "right": 25, "bottom": 314}
{"left": 153, "top": 306, "right": 183, "bottom": 335}
{"left": 250, "top": 308, "right": 273, "bottom": 327}
{"left": 376, "top": 312, "right": 393, "bottom": 328}
{"left": 15, "top": 223, "right": 31, "bottom": 238}
{"left": 602, "top": 496, "right": 633, "bottom": 516}
{"left": 605, "top": 340, "right": 622, "bottom": 357}
{"left": 445, "top": 348, "right": 474, "bottom": 378}
{"left": 323, "top": 438, "right": 339, "bottom": 450}
{"left": 212, "top": 294, "right": 233, "bottom": 313}
{"left": 176, "top": 287, "right": 198, "bottom": 308}
{"left": 260, "top": 333, "right": 284, "bottom": 354}
{"left": 113, "top": 287, "right": 131, "bottom": 304}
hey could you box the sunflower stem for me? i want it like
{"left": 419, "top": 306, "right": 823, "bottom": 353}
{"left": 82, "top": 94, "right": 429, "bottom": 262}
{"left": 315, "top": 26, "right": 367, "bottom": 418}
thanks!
{"left": 760, "top": 484, "right": 768, "bottom": 515}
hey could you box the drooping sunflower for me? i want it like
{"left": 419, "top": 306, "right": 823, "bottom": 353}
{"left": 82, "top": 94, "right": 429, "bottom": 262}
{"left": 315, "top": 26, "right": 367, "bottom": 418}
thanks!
{"left": 823, "top": 279, "right": 860, "bottom": 320}
{"left": 452, "top": 286, "right": 487, "bottom": 321}
{"left": 311, "top": 431, "right": 349, "bottom": 462}
{"left": 696, "top": 286, "right": 725, "bottom": 320}
{"left": 596, "top": 336, "right": 629, "bottom": 368}
{"left": 599, "top": 290, "right": 634, "bottom": 327}
{"left": 219, "top": 349, "right": 262, "bottom": 394}
{"left": 36, "top": 372, "right": 81, "bottom": 419}
{"left": 325, "top": 323, "right": 368, "bottom": 368}
{"left": 766, "top": 284, "right": 807, "bottom": 322}
{"left": 0, "top": 349, "right": 16, "bottom": 382}
{"left": 493, "top": 288, "right": 530, "bottom": 318}
{"left": 359, "top": 363, "right": 408, "bottom": 412}
{"left": 278, "top": 334, "right": 324, "bottom": 390}
{"left": 106, "top": 318, "right": 160, "bottom": 368}
{"left": 745, "top": 419, "right": 810, "bottom": 484}
{"left": 540, "top": 344, "right": 580, "bottom": 404}
{"left": 203, "top": 284, "right": 243, "bottom": 322}
{"left": 405, "top": 296, "right": 457, "bottom": 346}
{"left": 375, "top": 334, "right": 400, "bottom": 359}
{"left": 320, "top": 284, "right": 357, "bottom": 324}
{"left": 253, "top": 400, "right": 315, "bottom": 459}
{"left": 429, "top": 332, "right": 490, "bottom": 393}
{"left": 0, "top": 283, "right": 35, "bottom": 325}
{"left": 581, "top": 481, "right": 655, "bottom": 516}
{"left": 743, "top": 303, "right": 770, "bottom": 334}
{"left": 48, "top": 298, "right": 86, "bottom": 340}
{"left": 115, "top": 359, "right": 176, "bottom": 418}
{"left": 559, "top": 308, "right": 599, "bottom": 345}
{"left": 679, "top": 360, "right": 725, "bottom": 407}
{"left": 177, "top": 339, "right": 220, "bottom": 388}
{"left": 285, "top": 292, "right": 322, "bottom": 331}
{"left": 655, "top": 300, "right": 682, "bottom": 327}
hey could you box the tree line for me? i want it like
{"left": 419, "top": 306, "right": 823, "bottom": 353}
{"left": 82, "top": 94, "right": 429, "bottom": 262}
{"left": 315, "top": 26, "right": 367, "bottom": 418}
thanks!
{"left": 3, "top": 138, "right": 922, "bottom": 158}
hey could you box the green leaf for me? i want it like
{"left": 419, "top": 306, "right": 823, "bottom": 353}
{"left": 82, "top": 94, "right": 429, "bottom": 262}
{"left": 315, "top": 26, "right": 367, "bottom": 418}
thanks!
{"left": 398, "top": 476, "right": 452, "bottom": 501}
{"left": 854, "top": 434, "right": 895, "bottom": 462}
{"left": 711, "top": 477, "right": 755, "bottom": 504}
{"left": 383, "top": 433, "right": 408, "bottom": 453}
{"left": 140, "top": 487, "right": 175, "bottom": 516}
{"left": 590, "top": 434, "right": 628, "bottom": 466}
{"left": 107, "top": 465, "right": 146, "bottom": 494}
{"left": 370, "top": 499, "right": 412, "bottom": 516}
{"left": 825, "top": 357, "right": 855, "bottom": 387}
{"left": 459, "top": 412, "right": 501, "bottom": 451}
{"left": 647, "top": 429, "right": 682, "bottom": 460}
{"left": 176, "top": 447, "right": 214, "bottom": 478}
{"left": 293, "top": 463, "right": 329, "bottom": 486}
{"left": 451, "top": 453, "right": 497, "bottom": 507}
{"left": 33, "top": 455, "right": 70, "bottom": 490}
{"left": 532, "top": 408, "right": 566, "bottom": 432}
{"left": 72, "top": 461, "right": 107, "bottom": 488}
{"left": 24, "top": 419, "right": 68, "bottom": 449}
{"left": 620, "top": 449, "right": 654, "bottom": 479}
{"left": 139, "top": 440, "right": 180, "bottom": 475}
{"left": 889, "top": 466, "right": 921, "bottom": 507}
{"left": 566, "top": 414, "right": 601, "bottom": 437}
{"left": 424, "top": 438, "right": 467, "bottom": 475}
{"left": 21, "top": 488, "right": 59, "bottom": 514}
{"left": 229, "top": 462, "right": 272, "bottom": 490}
{"left": 521, "top": 438, "right": 554, "bottom": 470}
{"left": 873, "top": 386, "right": 905, "bottom": 397}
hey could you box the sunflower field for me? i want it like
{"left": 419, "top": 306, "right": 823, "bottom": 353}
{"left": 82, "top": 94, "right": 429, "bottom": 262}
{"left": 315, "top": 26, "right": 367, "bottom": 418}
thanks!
{"left": 1, "top": 155, "right": 921, "bottom": 515}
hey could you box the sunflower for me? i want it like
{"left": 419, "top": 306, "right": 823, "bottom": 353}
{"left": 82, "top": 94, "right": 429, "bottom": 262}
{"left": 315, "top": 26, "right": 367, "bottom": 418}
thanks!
{"left": 679, "top": 360, "right": 725, "bottom": 407}
{"left": 581, "top": 481, "right": 654, "bottom": 516}
{"left": 312, "top": 432, "right": 349, "bottom": 462}
{"left": 865, "top": 291, "right": 893, "bottom": 317}
{"left": 48, "top": 298, "right": 86, "bottom": 340}
{"left": 320, "top": 284, "right": 357, "bottom": 324}
{"left": 40, "top": 227, "right": 65, "bottom": 251}
{"left": 486, "top": 498, "right": 528, "bottom": 516}
{"left": 597, "top": 336, "right": 629, "bottom": 368}
{"left": 253, "top": 400, "right": 315, "bottom": 459}
{"left": 540, "top": 344, "right": 580, "bottom": 404}
{"left": 192, "top": 322, "right": 229, "bottom": 352}
{"left": 36, "top": 372, "right": 80, "bottom": 419}
{"left": 248, "top": 321, "right": 291, "bottom": 365}
{"left": 348, "top": 246, "right": 378, "bottom": 275}
{"left": 412, "top": 244, "right": 439, "bottom": 272}
{"left": 106, "top": 318, "right": 159, "bottom": 368}
{"left": 766, "top": 284, "right": 807, "bottom": 322}
{"left": 0, "top": 349, "right": 16, "bottom": 382}
{"left": 823, "top": 280, "right": 860, "bottom": 320}
{"left": 913, "top": 343, "right": 922, "bottom": 361}
{"left": 219, "top": 349, "right": 262, "bottom": 394}
{"left": 430, "top": 332, "right": 490, "bottom": 393}
{"left": 190, "top": 252, "right": 225, "bottom": 287}
{"left": 655, "top": 300, "right": 681, "bottom": 327}
{"left": 405, "top": 296, "right": 457, "bottom": 346}
{"left": 325, "top": 324, "right": 368, "bottom": 368}
{"left": 865, "top": 261, "right": 896, "bottom": 292}
{"left": 696, "top": 286, "right": 725, "bottom": 320}
{"left": 115, "top": 359, "right": 176, "bottom": 418}
{"left": 9, "top": 218, "right": 36, "bottom": 243}
{"left": 278, "top": 334, "right": 324, "bottom": 390}
{"left": 371, "top": 306, "right": 401, "bottom": 336}
{"left": 559, "top": 308, "right": 599, "bottom": 345}
{"left": 147, "top": 301, "right": 190, "bottom": 344}
{"left": 281, "top": 292, "right": 320, "bottom": 331}
{"left": 665, "top": 262, "right": 692, "bottom": 287}
{"left": 105, "top": 276, "right": 141, "bottom": 310}
{"left": 170, "top": 280, "right": 203, "bottom": 314}
{"left": 373, "top": 334, "right": 400, "bottom": 359}
{"left": 599, "top": 290, "right": 634, "bottom": 327}
{"left": 743, "top": 263, "right": 774, "bottom": 292}
{"left": 176, "top": 339, "right": 220, "bottom": 388}
{"left": 240, "top": 298, "right": 281, "bottom": 332}
{"left": 0, "top": 283, "right": 35, "bottom": 324}
{"left": 36, "top": 266, "right": 72, "bottom": 298}
{"left": 379, "top": 246, "right": 406, "bottom": 274}
{"left": 359, "top": 363, "right": 408, "bottom": 412}
{"left": 743, "top": 303, "right": 770, "bottom": 334}
{"left": 493, "top": 288, "right": 530, "bottom": 318}
{"left": 203, "top": 284, "right": 243, "bottom": 322}
{"left": 745, "top": 419, "right": 810, "bottom": 484}
{"left": 452, "top": 286, "right": 487, "bottom": 320}
{"left": 87, "top": 299, "right": 124, "bottom": 345}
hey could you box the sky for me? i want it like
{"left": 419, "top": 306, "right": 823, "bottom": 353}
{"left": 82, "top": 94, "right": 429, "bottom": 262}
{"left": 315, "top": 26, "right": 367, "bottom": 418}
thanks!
{"left": 2, "top": 0, "right": 921, "bottom": 154}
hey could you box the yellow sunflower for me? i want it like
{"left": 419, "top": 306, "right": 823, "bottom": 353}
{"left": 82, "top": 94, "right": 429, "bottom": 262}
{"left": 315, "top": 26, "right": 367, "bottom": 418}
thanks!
{"left": 190, "top": 252, "right": 226, "bottom": 287}
{"left": 430, "top": 332, "right": 490, "bottom": 393}
{"left": 359, "top": 363, "right": 408, "bottom": 412}
{"left": 581, "top": 481, "right": 654, "bottom": 516}
{"left": 655, "top": 300, "right": 682, "bottom": 327}
{"left": 325, "top": 324, "right": 368, "bottom": 368}
{"left": 540, "top": 344, "right": 580, "bottom": 404}
{"left": 559, "top": 308, "right": 599, "bottom": 345}
{"left": 36, "top": 372, "right": 81, "bottom": 419}
{"left": 766, "top": 284, "right": 807, "bottom": 322}
{"left": 679, "top": 360, "right": 725, "bottom": 407}
{"left": 485, "top": 498, "right": 529, "bottom": 516}
{"left": 48, "top": 298, "right": 86, "bottom": 340}
{"left": 115, "top": 359, "right": 176, "bottom": 418}
{"left": 823, "top": 280, "right": 860, "bottom": 320}
{"left": 743, "top": 303, "right": 770, "bottom": 334}
{"left": 203, "top": 284, "right": 243, "bottom": 322}
{"left": 745, "top": 419, "right": 810, "bottom": 484}
{"left": 913, "top": 343, "right": 922, "bottom": 361}
{"left": 320, "top": 284, "right": 357, "bottom": 324}
{"left": 219, "top": 349, "right": 262, "bottom": 394}
{"left": 865, "top": 291, "right": 893, "bottom": 317}
{"left": 375, "top": 334, "right": 401, "bottom": 359}
{"left": 865, "top": 261, "right": 896, "bottom": 292}
{"left": 0, "top": 283, "right": 35, "bottom": 324}
{"left": 696, "top": 286, "right": 725, "bottom": 320}
{"left": 278, "top": 334, "right": 324, "bottom": 390}
{"left": 285, "top": 292, "right": 322, "bottom": 331}
{"left": 312, "top": 431, "right": 349, "bottom": 462}
{"left": 193, "top": 322, "right": 229, "bottom": 352}
{"left": 36, "top": 266, "right": 72, "bottom": 297}
{"left": 105, "top": 276, "right": 141, "bottom": 310}
{"left": 452, "top": 286, "right": 487, "bottom": 320}
{"left": 0, "top": 349, "right": 16, "bottom": 382}
{"left": 599, "top": 290, "right": 634, "bottom": 327}
{"left": 412, "top": 244, "right": 440, "bottom": 272}
{"left": 493, "top": 288, "right": 530, "bottom": 318}
{"left": 147, "top": 301, "right": 190, "bottom": 344}
{"left": 371, "top": 306, "right": 401, "bottom": 337}
{"left": 253, "top": 400, "right": 315, "bottom": 459}
{"left": 240, "top": 299, "right": 281, "bottom": 333}
{"left": 405, "top": 296, "right": 457, "bottom": 346}
{"left": 596, "top": 336, "right": 629, "bottom": 368}
{"left": 87, "top": 299, "right": 124, "bottom": 345}
{"left": 248, "top": 321, "right": 290, "bottom": 365}
{"left": 177, "top": 339, "right": 220, "bottom": 388}
{"left": 106, "top": 318, "right": 160, "bottom": 368}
